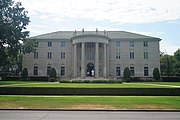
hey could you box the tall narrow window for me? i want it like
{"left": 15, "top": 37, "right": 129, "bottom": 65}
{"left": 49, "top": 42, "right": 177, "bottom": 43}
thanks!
{"left": 34, "top": 52, "right": 38, "bottom": 59}
{"left": 144, "top": 41, "right": 148, "bottom": 47}
{"left": 48, "top": 41, "right": 52, "bottom": 47}
{"left": 48, "top": 52, "right": 52, "bottom": 59}
{"left": 116, "top": 51, "right": 120, "bottom": 59}
{"left": 116, "top": 67, "right": 121, "bottom": 76}
{"left": 130, "top": 67, "right": 134, "bottom": 76}
{"left": 61, "top": 52, "right": 65, "bottom": 59}
{"left": 61, "top": 41, "right": 65, "bottom": 47}
{"left": 35, "top": 41, "right": 39, "bottom": 47}
{"left": 144, "top": 67, "right": 149, "bottom": 76}
{"left": 130, "top": 52, "right": 134, "bottom": 59}
{"left": 144, "top": 52, "right": 148, "bottom": 59}
{"left": 116, "top": 41, "right": 120, "bottom": 47}
{"left": 34, "top": 66, "right": 38, "bottom": 75}
{"left": 129, "top": 41, "right": 134, "bottom": 47}
{"left": 61, "top": 66, "right": 65, "bottom": 76}
{"left": 47, "top": 66, "right": 51, "bottom": 75}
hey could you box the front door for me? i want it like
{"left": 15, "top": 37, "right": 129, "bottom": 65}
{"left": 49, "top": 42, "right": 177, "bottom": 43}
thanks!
{"left": 87, "top": 63, "right": 94, "bottom": 77}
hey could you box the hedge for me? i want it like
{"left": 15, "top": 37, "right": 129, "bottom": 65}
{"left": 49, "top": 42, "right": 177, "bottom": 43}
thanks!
{"left": 0, "top": 87, "right": 179, "bottom": 96}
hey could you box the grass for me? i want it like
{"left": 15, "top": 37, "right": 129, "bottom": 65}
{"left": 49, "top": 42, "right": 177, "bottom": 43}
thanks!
{"left": 1, "top": 81, "right": 180, "bottom": 88}
{"left": 0, "top": 96, "right": 179, "bottom": 110}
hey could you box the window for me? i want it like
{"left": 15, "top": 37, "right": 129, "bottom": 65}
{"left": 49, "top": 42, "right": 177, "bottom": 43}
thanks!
{"left": 144, "top": 52, "right": 148, "bottom": 59}
{"left": 48, "top": 52, "right": 52, "bottom": 59}
{"left": 33, "top": 66, "right": 38, "bottom": 75}
{"left": 61, "top": 41, "right": 65, "bottom": 47}
{"left": 144, "top": 67, "right": 149, "bottom": 76}
{"left": 88, "top": 52, "right": 95, "bottom": 60}
{"left": 116, "top": 51, "right": 120, "bottom": 59}
{"left": 48, "top": 41, "right": 52, "bottom": 47}
{"left": 116, "top": 41, "right": 120, "bottom": 47}
{"left": 130, "top": 52, "right": 134, "bottom": 59}
{"left": 34, "top": 52, "right": 38, "bottom": 59}
{"left": 47, "top": 66, "right": 51, "bottom": 75}
{"left": 116, "top": 67, "right": 121, "bottom": 76}
{"left": 129, "top": 41, "right": 134, "bottom": 47}
{"left": 144, "top": 41, "right": 148, "bottom": 47}
{"left": 61, "top": 66, "right": 65, "bottom": 76}
{"left": 61, "top": 52, "right": 65, "bottom": 59}
{"left": 35, "top": 41, "right": 39, "bottom": 47}
{"left": 130, "top": 67, "right": 134, "bottom": 76}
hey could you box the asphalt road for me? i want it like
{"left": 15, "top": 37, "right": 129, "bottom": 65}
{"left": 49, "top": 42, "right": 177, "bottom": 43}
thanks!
{"left": 0, "top": 110, "right": 180, "bottom": 120}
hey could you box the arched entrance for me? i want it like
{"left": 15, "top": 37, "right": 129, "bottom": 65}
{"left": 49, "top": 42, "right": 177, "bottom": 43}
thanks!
{"left": 86, "top": 63, "right": 94, "bottom": 77}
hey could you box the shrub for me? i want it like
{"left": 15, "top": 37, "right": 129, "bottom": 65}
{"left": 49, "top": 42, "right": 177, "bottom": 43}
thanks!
{"left": 123, "top": 67, "right": 131, "bottom": 82}
{"left": 49, "top": 68, "right": 57, "bottom": 82}
{"left": 22, "top": 68, "right": 28, "bottom": 80}
{"left": 153, "top": 68, "right": 160, "bottom": 81}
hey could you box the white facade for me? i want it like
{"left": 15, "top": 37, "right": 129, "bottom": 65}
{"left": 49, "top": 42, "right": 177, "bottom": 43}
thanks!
{"left": 23, "top": 30, "right": 161, "bottom": 79}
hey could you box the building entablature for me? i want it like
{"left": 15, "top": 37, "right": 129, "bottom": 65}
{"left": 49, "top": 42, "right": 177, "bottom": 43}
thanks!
{"left": 71, "top": 34, "right": 110, "bottom": 44}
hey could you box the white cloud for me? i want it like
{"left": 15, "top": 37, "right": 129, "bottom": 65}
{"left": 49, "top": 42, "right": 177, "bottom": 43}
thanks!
{"left": 17, "top": 0, "right": 180, "bottom": 24}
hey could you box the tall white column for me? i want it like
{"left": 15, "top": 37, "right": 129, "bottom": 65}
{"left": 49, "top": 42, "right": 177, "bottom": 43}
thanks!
{"left": 95, "top": 42, "right": 99, "bottom": 78}
{"left": 81, "top": 42, "right": 85, "bottom": 78}
{"left": 103, "top": 44, "right": 107, "bottom": 78}
{"left": 73, "top": 44, "right": 77, "bottom": 77}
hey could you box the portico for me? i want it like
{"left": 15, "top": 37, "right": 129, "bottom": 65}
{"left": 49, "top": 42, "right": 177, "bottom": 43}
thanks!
{"left": 72, "top": 35, "right": 109, "bottom": 78}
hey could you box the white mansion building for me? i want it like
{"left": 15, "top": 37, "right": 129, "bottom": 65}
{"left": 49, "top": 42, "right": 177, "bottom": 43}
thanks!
{"left": 23, "top": 29, "right": 161, "bottom": 79}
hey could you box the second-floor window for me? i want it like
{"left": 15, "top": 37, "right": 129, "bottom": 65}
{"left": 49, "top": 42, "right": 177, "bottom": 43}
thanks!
{"left": 48, "top": 52, "right": 52, "bottom": 59}
{"left": 116, "top": 41, "right": 120, "bottom": 47}
{"left": 34, "top": 52, "right": 38, "bottom": 59}
{"left": 130, "top": 52, "right": 134, "bottom": 59}
{"left": 144, "top": 52, "right": 148, "bottom": 59}
{"left": 61, "top": 52, "right": 65, "bottom": 59}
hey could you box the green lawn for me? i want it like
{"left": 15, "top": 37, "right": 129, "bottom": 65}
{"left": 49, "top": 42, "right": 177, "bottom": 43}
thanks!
{"left": 0, "top": 96, "right": 179, "bottom": 110}
{"left": 1, "top": 81, "right": 179, "bottom": 88}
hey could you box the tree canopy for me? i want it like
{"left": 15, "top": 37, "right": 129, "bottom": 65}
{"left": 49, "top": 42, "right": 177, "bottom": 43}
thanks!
{"left": 0, "top": 0, "right": 30, "bottom": 67}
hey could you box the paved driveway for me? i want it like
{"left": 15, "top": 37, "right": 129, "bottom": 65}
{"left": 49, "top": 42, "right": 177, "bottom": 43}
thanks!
{"left": 0, "top": 110, "right": 180, "bottom": 120}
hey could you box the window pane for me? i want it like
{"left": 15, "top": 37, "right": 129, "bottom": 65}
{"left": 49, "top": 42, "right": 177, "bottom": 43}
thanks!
{"left": 116, "top": 41, "right": 120, "bottom": 47}
{"left": 48, "top": 41, "right": 52, "bottom": 47}
{"left": 144, "top": 67, "right": 149, "bottom": 76}
{"left": 130, "top": 67, "right": 134, "bottom": 76}
{"left": 116, "top": 67, "right": 121, "bottom": 76}
{"left": 61, "top": 41, "right": 65, "bottom": 47}
{"left": 34, "top": 66, "right": 38, "bottom": 75}
{"left": 61, "top": 67, "right": 65, "bottom": 76}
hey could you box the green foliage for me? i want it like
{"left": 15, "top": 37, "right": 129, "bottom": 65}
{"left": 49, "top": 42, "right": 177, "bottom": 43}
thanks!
{"left": 153, "top": 68, "right": 160, "bottom": 80}
{"left": 49, "top": 68, "right": 57, "bottom": 82}
{"left": 174, "top": 49, "right": 180, "bottom": 61}
{"left": 123, "top": 67, "right": 131, "bottom": 82}
{"left": 22, "top": 68, "right": 28, "bottom": 80}
{"left": 0, "top": 0, "right": 30, "bottom": 67}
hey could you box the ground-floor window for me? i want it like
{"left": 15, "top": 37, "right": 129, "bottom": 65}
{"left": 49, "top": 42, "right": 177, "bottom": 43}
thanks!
{"left": 34, "top": 66, "right": 38, "bottom": 75}
{"left": 130, "top": 67, "right": 134, "bottom": 76}
{"left": 61, "top": 66, "right": 65, "bottom": 76}
{"left": 144, "top": 67, "right": 149, "bottom": 76}
{"left": 116, "top": 67, "right": 121, "bottom": 76}
{"left": 47, "top": 66, "right": 51, "bottom": 75}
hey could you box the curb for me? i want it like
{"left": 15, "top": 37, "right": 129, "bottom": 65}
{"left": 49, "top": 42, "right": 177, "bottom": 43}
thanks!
{"left": 0, "top": 108, "right": 180, "bottom": 112}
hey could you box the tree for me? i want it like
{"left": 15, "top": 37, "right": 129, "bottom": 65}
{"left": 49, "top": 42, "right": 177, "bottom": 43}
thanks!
{"left": 123, "top": 67, "right": 131, "bottom": 82}
{"left": 49, "top": 68, "right": 57, "bottom": 82}
{"left": 174, "top": 49, "right": 180, "bottom": 61}
{"left": 160, "top": 54, "right": 174, "bottom": 76}
{"left": 22, "top": 67, "right": 28, "bottom": 80}
{"left": 0, "top": 0, "right": 30, "bottom": 69}
{"left": 153, "top": 68, "right": 160, "bottom": 80}
{"left": 173, "top": 49, "right": 180, "bottom": 76}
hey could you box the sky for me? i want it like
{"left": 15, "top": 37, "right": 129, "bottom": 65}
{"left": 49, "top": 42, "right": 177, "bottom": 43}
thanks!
{"left": 16, "top": 0, "right": 180, "bottom": 55}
